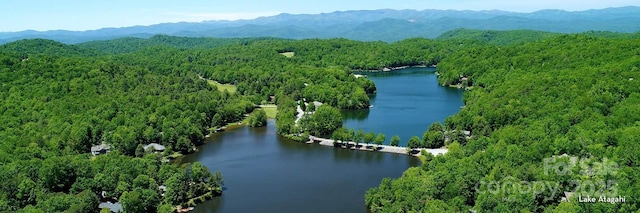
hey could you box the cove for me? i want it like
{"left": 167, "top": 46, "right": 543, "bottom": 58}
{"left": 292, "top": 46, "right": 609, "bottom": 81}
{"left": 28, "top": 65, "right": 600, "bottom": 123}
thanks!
{"left": 343, "top": 67, "right": 464, "bottom": 146}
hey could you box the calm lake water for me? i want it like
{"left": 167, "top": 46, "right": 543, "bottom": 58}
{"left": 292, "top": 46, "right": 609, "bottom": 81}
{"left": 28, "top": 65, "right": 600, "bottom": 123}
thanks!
{"left": 183, "top": 121, "right": 419, "bottom": 213}
{"left": 184, "top": 67, "right": 463, "bottom": 212}
{"left": 343, "top": 67, "right": 464, "bottom": 146}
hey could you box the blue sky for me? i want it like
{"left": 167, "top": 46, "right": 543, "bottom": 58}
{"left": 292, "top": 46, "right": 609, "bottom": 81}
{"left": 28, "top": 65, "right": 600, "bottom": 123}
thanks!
{"left": 2, "top": 0, "right": 638, "bottom": 32}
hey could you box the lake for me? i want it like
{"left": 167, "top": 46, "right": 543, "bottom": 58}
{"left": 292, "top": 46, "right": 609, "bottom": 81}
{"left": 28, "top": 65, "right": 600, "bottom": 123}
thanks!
{"left": 182, "top": 121, "right": 420, "bottom": 213}
{"left": 343, "top": 67, "right": 464, "bottom": 146}
{"left": 184, "top": 67, "right": 463, "bottom": 212}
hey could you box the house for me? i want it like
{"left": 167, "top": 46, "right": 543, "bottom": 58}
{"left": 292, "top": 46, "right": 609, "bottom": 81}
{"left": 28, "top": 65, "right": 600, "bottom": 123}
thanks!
{"left": 159, "top": 185, "right": 167, "bottom": 196}
{"left": 91, "top": 144, "right": 111, "bottom": 156}
{"left": 143, "top": 143, "right": 166, "bottom": 153}
{"left": 98, "top": 202, "right": 123, "bottom": 213}
{"left": 458, "top": 74, "right": 469, "bottom": 82}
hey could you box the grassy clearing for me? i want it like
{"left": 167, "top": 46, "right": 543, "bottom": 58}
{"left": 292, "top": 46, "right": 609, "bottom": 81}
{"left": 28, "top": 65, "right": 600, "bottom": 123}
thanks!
{"left": 212, "top": 105, "right": 277, "bottom": 132}
{"left": 206, "top": 80, "right": 237, "bottom": 93}
{"left": 280, "top": 52, "right": 295, "bottom": 58}
{"left": 259, "top": 104, "right": 278, "bottom": 118}
{"left": 223, "top": 118, "right": 248, "bottom": 129}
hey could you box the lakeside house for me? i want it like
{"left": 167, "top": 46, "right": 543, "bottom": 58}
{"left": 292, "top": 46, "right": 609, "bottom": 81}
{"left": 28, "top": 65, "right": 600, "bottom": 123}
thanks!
{"left": 91, "top": 144, "right": 111, "bottom": 156}
{"left": 144, "top": 143, "right": 166, "bottom": 153}
{"left": 459, "top": 74, "right": 469, "bottom": 82}
{"left": 98, "top": 202, "right": 122, "bottom": 213}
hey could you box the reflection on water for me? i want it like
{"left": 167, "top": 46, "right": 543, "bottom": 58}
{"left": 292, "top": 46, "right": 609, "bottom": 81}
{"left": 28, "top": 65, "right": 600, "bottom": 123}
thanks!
{"left": 342, "top": 108, "right": 371, "bottom": 121}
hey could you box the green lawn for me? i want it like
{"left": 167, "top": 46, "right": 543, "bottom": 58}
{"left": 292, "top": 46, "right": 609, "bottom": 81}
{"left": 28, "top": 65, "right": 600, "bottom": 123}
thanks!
{"left": 260, "top": 104, "right": 278, "bottom": 118}
{"left": 217, "top": 106, "right": 276, "bottom": 130}
{"left": 280, "top": 52, "right": 295, "bottom": 58}
{"left": 207, "top": 80, "right": 237, "bottom": 93}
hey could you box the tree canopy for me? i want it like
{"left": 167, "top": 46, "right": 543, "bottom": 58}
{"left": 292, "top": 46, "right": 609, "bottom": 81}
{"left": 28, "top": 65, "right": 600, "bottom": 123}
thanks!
{"left": 366, "top": 33, "right": 640, "bottom": 212}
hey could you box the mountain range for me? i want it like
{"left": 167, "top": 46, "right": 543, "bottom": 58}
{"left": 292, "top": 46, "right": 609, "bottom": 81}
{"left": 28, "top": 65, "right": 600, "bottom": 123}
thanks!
{"left": 1, "top": 6, "right": 639, "bottom": 44}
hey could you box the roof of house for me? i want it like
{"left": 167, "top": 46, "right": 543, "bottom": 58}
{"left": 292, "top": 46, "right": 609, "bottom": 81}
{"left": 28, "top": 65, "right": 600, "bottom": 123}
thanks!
{"left": 91, "top": 144, "right": 111, "bottom": 152}
{"left": 98, "top": 202, "right": 123, "bottom": 212}
{"left": 143, "top": 143, "right": 166, "bottom": 151}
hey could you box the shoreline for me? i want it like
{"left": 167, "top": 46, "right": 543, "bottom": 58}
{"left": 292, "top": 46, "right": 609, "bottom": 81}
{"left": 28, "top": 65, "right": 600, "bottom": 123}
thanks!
{"left": 308, "top": 136, "right": 448, "bottom": 157}
{"left": 351, "top": 64, "right": 433, "bottom": 72}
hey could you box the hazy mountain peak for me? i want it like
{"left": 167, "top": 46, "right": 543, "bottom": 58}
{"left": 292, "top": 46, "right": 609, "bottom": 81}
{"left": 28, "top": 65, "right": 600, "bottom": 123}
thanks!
{"left": 0, "top": 6, "right": 638, "bottom": 44}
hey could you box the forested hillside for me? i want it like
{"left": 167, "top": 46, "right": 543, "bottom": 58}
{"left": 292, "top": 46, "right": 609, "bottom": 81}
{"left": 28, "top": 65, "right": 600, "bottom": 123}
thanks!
{"left": 366, "top": 34, "right": 640, "bottom": 212}
{"left": 79, "top": 35, "right": 283, "bottom": 54}
{"left": 436, "top": 29, "right": 563, "bottom": 46}
{"left": 436, "top": 29, "right": 640, "bottom": 46}
{"left": 0, "top": 41, "right": 241, "bottom": 212}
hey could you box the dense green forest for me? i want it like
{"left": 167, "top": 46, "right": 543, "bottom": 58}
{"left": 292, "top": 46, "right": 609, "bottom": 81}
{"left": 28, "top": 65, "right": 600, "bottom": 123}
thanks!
{"left": 78, "top": 35, "right": 285, "bottom": 54}
{"left": 2, "top": 29, "right": 639, "bottom": 212}
{"left": 1, "top": 33, "right": 462, "bottom": 211}
{"left": 0, "top": 40, "right": 240, "bottom": 212}
{"left": 436, "top": 29, "right": 640, "bottom": 46}
{"left": 436, "top": 29, "right": 563, "bottom": 46}
{"left": 366, "top": 34, "right": 640, "bottom": 212}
